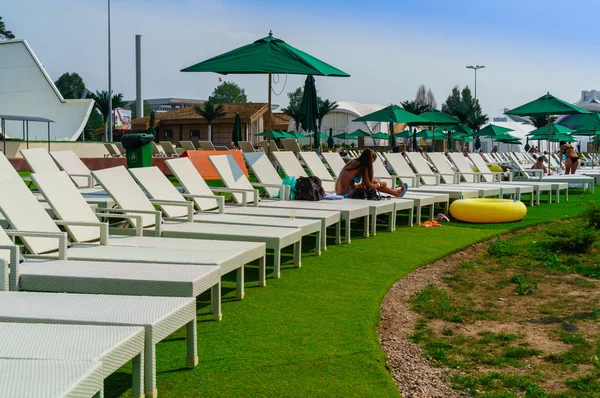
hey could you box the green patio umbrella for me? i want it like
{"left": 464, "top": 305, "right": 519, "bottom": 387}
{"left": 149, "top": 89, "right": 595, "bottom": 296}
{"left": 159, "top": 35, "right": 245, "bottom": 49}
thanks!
{"left": 285, "top": 131, "right": 305, "bottom": 139}
{"left": 472, "top": 124, "right": 515, "bottom": 137}
{"left": 327, "top": 128, "right": 334, "bottom": 148}
{"left": 395, "top": 130, "right": 413, "bottom": 138}
{"left": 298, "top": 75, "right": 319, "bottom": 149}
{"left": 527, "top": 124, "right": 573, "bottom": 136}
{"left": 333, "top": 132, "right": 357, "bottom": 140}
{"left": 353, "top": 104, "right": 424, "bottom": 150}
{"left": 415, "top": 129, "right": 445, "bottom": 140}
{"left": 562, "top": 113, "right": 600, "bottom": 165}
{"left": 347, "top": 129, "right": 371, "bottom": 138}
{"left": 371, "top": 132, "right": 390, "bottom": 140}
{"left": 505, "top": 92, "right": 590, "bottom": 152}
{"left": 232, "top": 112, "right": 242, "bottom": 147}
{"left": 181, "top": 31, "right": 349, "bottom": 154}
{"left": 257, "top": 130, "right": 286, "bottom": 139}
{"left": 310, "top": 132, "right": 329, "bottom": 140}
{"left": 416, "top": 109, "right": 460, "bottom": 151}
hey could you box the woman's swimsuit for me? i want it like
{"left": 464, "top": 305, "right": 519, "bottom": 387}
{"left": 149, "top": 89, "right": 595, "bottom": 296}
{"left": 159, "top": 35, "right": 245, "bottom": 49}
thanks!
{"left": 338, "top": 167, "right": 362, "bottom": 198}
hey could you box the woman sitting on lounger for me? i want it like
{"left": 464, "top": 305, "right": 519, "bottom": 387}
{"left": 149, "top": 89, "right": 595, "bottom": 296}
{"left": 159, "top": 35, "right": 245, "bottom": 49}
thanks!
{"left": 531, "top": 156, "right": 548, "bottom": 174}
{"left": 335, "top": 148, "right": 408, "bottom": 198}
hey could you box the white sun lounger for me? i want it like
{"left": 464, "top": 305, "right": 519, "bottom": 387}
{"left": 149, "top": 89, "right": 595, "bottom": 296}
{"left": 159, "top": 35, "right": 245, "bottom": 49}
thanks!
{"left": 197, "top": 141, "right": 216, "bottom": 151}
{"left": 0, "top": 358, "right": 104, "bottom": 397}
{"left": 470, "top": 153, "right": 570, "bottom": 202}
{"left": 238, "top": 141, "right": 256, "bottom": 152}
{"left": 49, "top": 150, "right": 98, "bottom": 188}
{"left": 129, "top": 166, "right": 322, "bottom": 255}
{"left": 210, "top": 154, "right": 377, "bottom": 242}
{"left": 427, "top": 152, "right": 535, "bottom": 205}
{"left": 406, "top": 152, "right": 502, "bottom": 198}
{"left": 271, "top": 151, "right": 414, "bottom": 231}
{"left": 160, "top": 141, "right": 179, "bottom": 157}
{"left": 0, "top": 291, "right": 197, "bottom": 397}
{"left": 104, "top": 142, "right": 122, "bottom": 157}
{"left": 0, "top": 323, "right": 144, "bottom": 397}
{"left": 449, "top": 153, "right": 551, "bottom": 205}
{"left": 180, "top": 141, "right": 197, "bottom": 152}
{"left": 381, "top": 153, "right": 480, "bottom": 199}
{"left": 242, "top": 152, "right": 409, "bottom": 234}
{"left": 92, "top": 166, "right": 302, "bottom": 279}
{"left": 166, "top": 157, "right": 341, "bottom": 250}
{"left": 280, "top": 138, "right": 302, "bottom": 153}
{"left": 20, "top": 148, "right": 104, "bottom": 194}
{"left": 0, "top": 174, "right": 266, "bottom": 301}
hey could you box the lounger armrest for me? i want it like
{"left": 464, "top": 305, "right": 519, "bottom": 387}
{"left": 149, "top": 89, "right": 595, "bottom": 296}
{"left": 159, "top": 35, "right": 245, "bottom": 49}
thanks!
{"left": 0, "top": 243, "right": 21, "bottom": 291}
{"left": 181, "top": 194, "right": 225, "bottom": 214}
{"left": 94, "top": 213, "right": 143, "bottom": 237}
{"left": 398, "top": 175, "right": 419, "bottom": 187}
{"left": 96, "top": 208, "right": 163, "bottom": 237}
{"left": 415, "top": 173, "right": 441, "bottom": 185}
{"left": 4, "top": 230, "right": 68, "bottom": 262}
{"left": 456, "top": 170, "right": 481, "bottom": 183}
{"left": 54, "top": 220, "right": 109, "bottom": 246}
{"left": 251, "top": 182, "right": 289, "bottom": 201}
{"left": 68, "top": 173, "right": 95, "bottom": 188}
{"left": 211, "top": 187, "right": 259, "bottom": 206}
{"left": 149, "top": 199, "right": 195, "bottom": 222}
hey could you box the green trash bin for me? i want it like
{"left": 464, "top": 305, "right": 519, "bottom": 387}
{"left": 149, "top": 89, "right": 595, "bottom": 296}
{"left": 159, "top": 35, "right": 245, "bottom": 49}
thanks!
{"left": 121, "top": 133, "right": 154, "bottom": 168}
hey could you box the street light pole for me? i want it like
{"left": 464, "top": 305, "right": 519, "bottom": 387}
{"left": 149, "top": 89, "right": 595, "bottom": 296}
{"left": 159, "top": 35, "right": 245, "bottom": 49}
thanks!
{"left": 466, "top": 65, "right": 485, "bottom": 100}
{"left": 107, "top": 0, "right": 113, "bottom": 142}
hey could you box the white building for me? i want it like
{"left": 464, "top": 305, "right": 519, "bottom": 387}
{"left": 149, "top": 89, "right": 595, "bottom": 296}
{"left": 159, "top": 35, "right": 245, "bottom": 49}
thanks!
{"left": 0, "top": 39, "right": 94, "bottom": 141}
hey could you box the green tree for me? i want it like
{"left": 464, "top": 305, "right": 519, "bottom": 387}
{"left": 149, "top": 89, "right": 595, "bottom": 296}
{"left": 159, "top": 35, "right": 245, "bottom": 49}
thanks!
{"left": 208, "top": 81, "right": 247, "bottom": 104}
{"left": 83, "top": 110, "right": 104, "bottom": 141}
{"left": 193, "top": 102, "right": 226, "bottom": 142}
{"left": 529, "top": 114, "right": 555, "bottom": 128}
{"left": 0, "top": 17, "right": 14, "bottom": 40}
{"left": 127, "top": 101, "right": 153, "bottom": 119}
{"left": 400, "top": 100, "right": 429, "bottom": 115}
{"left": 87, "top": 90, "right": 127, "bottom": 137}
{"left": 54, "top": 73, "right": 85, "bottom": 99}
{"left": 442, "top": 85, "right": 488, "bottom": 131}
{"left": 282, "top": 87, "right": 324, "bottom": 132}
{"left": 317, "top": 99, "right": 338, "bottom": 132}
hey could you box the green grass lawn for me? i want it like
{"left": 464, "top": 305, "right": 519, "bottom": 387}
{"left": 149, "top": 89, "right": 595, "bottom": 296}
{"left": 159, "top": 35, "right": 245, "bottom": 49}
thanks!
{"left": 102, "top": 188, "right": 598, "bottom": 397}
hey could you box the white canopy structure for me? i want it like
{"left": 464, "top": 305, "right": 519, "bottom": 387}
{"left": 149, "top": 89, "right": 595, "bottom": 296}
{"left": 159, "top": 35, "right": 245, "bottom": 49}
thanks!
{"left": 0, "top": 39, "right": 94, "bottom": 142}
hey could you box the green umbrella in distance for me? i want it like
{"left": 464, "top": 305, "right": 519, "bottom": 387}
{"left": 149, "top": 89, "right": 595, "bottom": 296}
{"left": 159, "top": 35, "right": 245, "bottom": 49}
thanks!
{"left": 298, "top": 75, "right": 319, "bottom": 148}
{"left": 347, "top": 129, "right": 371, "bottom": 138}
{"left": 285, "top": 131, "right": 305, "bottom": 139}
{"left": 232, "top": 112, "right": 242, "bottom": 147}
{"left": 505, "top": 92, "right": 590, "bottom": 152}
{"left": 312, "top": 132, "right": 329, "bottom": 140}
{"left": 257, "top": 130, "right": 286, "bottom": 139}
{"left": 371, "top": 132, "right": 390, "bottom": 140}
{"left": 395, "top": 130, "right": 413, "bottom": 138}
{"left": 415, "top": 129, "right": 445, "bottom": 140}
{"left": 333, "top": 132, "right": 358, "bottom": 140}
{"left": 562, "top": 113, "right": 600, "bottom": 163}
{"left": 181, "top": 31, "right": 349, "bottom": 153}
{"left": 527, "top": 124, "right": 573, "bottom": 136}
{"left": 472, "top": 124, "right": 515, "bottom": 137}
{"left": 353, "top": 104, "right": 423, "bottom": 150}
{"left": 494, "top": 133, "right": 521, "bottom": 144}
{"left": 327, "top": 128, "right": 334, "bottom": 148}
{"left": 415, "top": 109, "right": 460, "bottom": 150}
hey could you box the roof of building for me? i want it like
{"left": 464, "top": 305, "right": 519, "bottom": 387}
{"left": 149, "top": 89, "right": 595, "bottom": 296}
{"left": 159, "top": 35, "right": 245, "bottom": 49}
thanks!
{"left": 271, "top": 112, "right": 291, "bottom": 125}
{"left": 125, "top": 98, "right": 207, "bottom": 106}
{"left": 132, "top": 102, "right": 269, "bottom": 129}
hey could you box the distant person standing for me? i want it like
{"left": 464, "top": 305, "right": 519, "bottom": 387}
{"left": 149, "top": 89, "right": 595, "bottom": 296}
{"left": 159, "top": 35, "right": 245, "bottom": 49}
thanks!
{"left": 559, "top": 140, "right": 579, "bottom": 175}
{"left": 491, "top": 145, "right": 499, "bottom": 154}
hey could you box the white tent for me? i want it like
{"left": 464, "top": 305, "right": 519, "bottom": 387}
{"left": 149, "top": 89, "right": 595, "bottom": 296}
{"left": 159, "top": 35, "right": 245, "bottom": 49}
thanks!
{"left": 0, "top": 40, "right": 94, "bottom": 141}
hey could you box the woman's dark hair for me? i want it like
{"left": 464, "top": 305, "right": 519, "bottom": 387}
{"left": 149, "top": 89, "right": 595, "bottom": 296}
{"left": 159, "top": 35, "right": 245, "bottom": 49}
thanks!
{"left": 559, "top": 140, "right": 567, "bottom": 146}
{"left": 350, "top": 148, "right": 376, "bottom": 183}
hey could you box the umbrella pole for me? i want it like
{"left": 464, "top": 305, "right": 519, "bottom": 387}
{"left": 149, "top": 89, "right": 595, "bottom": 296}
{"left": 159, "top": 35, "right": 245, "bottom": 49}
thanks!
{"left": 267, "top": 73, "right": 272, "bottom": 159}
{"left": 547, "top": 114, "right": 551, "bottom": 158}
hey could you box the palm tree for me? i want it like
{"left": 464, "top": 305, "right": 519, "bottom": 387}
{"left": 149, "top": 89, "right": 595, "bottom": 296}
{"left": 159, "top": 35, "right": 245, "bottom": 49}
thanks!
{"left": 281, "top": 103, "right": 303, "bottom": 133}
{"left": 529, "top": 114, "right": 555, "bottom": 128}
{"left": 317, "top": 99, "right": 338, "bottom": 132}
{"left": 193, "top": 102, "right": 226, "bottom": 143}
{"left": 400, "top": 100, "right": 429, "bottom": 115}
{"left": 87, "top": 90, "right": 126, "bottom": 138}
{"left": 0, "top": 17, "right": 15, "bottom": 40}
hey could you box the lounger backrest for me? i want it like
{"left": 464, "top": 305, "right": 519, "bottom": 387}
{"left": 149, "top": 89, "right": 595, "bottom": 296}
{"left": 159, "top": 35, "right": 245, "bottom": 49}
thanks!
{"left": 243, "top": 152, "right": 282, "bottom": 198}
{"left": 151, "top": 142, "right": 165, "bottom": 156}
{"left": 0, "top": 152, "right": 21, "bottom": 180}
{"left": 0, "top": 176, "right": 62, "bottom": 254}
{"left": 482, "top": 153, "right": 495, "bottom": 164}
{"left": 467, "top": 154, "right": 495, "bottom": 182}
{"left": 198, "top": 141, "right": 216, "bottom": 151}
{"left": 92, "top": 166, "right": 157, "bottom": 227}
{"left": 20, "top": 148, "right": 60, "bottom": 174}
{"left": 280, "top": 139, "right": 301, "bottom": 153}
{"left": 299, "top": 152, "right": 335, "bottom": 181}
{"left": 405, "top": 153, "right": 438, "bottom": 185}
{"left": 180, "top": 141, "right": 196, "bottom": 151}
{"left": 321, "top": 152, "right": 347, "bottom": 178}
{"left": 160, "top": 141, "right": 177, "bottom": 155}
{"left": 260, "top": 141, "right": 269, "bottom": 152}
{"left": 237, "top": 141, "right": 255, "bottom": 152}
{"left": 269, "top": 141, "right": 279, "bottom": 152}
{"left": 129, "top": 167, "right": 188, "bottom": 218}
{"left": 165, "top": 158, "right": 219, "bottom": 211}
{"left": 273, "top": 152, "right": 308, "bottom": 178}
{"left": 31, "top": 171, "right": 101, "bottom": 243}
{"left": 49, "top": 151, "right": 93, "bottom": 188}
{"left": 0, "top": 226, "right": 16, "bottom": 269}
{"left": 381, "top": 153, "right": 418, "bottom": 185}
{"left": 104, "top": 143, "right": 119, "bottom": 156}
{"left": 209, "top": 155, "right": 258, "bottom": 204}
{"left": 427, "top": 153, "right": 456, "bottom": 184}
{"left": 448, "top": 153, "right": 477, "bottom": 183}
{"left": 115, "top": 142, "right": 126, "bottom": 155}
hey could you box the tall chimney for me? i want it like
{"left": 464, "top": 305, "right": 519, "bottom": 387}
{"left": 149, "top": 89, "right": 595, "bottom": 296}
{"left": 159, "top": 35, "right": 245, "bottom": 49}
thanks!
{"left": 135, "top": 35, "right": 143, "bottom": 118}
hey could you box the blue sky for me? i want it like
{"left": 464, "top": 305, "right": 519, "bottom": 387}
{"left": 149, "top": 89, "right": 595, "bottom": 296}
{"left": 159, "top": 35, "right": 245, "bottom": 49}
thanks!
{"left": 3, "top": 0, "right": 600, "bottom": 117}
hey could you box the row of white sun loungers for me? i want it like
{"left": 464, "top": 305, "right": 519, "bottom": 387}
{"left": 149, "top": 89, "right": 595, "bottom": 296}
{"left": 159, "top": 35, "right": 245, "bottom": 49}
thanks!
{"left": 105, "top": 140, "right": 233, "bottom": 158}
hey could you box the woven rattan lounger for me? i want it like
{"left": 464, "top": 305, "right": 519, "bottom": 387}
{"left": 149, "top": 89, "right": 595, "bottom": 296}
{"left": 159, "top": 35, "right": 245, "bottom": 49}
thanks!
{"left": 211, "top": 154, "right": 377, "bottom": 242}
{"left": 91, "top": 167, "right": 302, "bottom": 279}
{"left": 0, "top": 323, "right": 144, "bottom": 397}
{"left": 0, "top": 175, "right": 266, "bottom": 300}
{"left": 0, "top": 358, "right": 104, "bottom": 397}
{"left": 165, "top": 157, "right": 341, "bottom": 250}
{"left": 0, "top": 291, "right": 197, "bottom": 397}
{"left": 129, "top": 166, "right": 322, "bottom": 255}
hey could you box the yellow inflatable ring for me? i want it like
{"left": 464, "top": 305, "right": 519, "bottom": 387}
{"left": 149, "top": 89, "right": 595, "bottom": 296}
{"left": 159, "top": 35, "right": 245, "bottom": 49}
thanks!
{"left": 449, "top": 198, "right": 527, "bottom": 223}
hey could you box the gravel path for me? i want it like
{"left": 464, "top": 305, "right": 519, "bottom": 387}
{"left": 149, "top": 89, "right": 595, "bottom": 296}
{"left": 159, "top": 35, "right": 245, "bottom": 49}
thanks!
{"left": 377, "top": 243, "right": 487, "bottom": 397}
